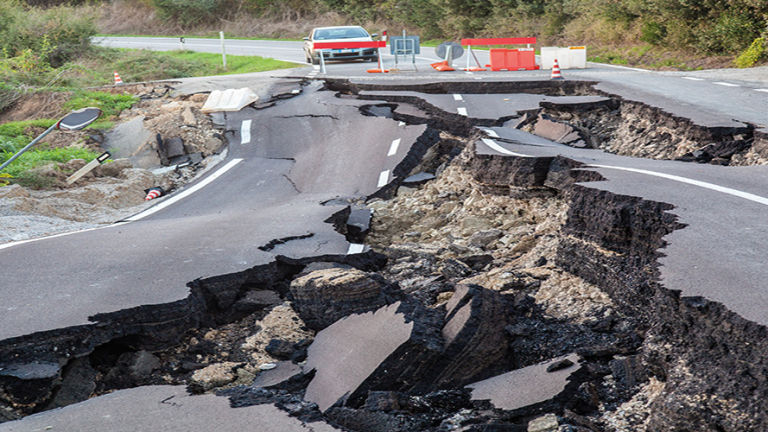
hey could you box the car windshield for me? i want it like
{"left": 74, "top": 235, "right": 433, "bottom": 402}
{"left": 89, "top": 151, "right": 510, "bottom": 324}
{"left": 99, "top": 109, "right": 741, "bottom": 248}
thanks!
{"left": 314, "top": 27, "right": 368, "bottom": 40}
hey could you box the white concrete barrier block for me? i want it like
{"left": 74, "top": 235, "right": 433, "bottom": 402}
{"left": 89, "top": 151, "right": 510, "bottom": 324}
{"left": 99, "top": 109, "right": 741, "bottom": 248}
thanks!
{"left": 541, "top": 46, "right": 587, "bottom": 70}
{"left": 202, "top": 88, "right": 259, "bottom": 113}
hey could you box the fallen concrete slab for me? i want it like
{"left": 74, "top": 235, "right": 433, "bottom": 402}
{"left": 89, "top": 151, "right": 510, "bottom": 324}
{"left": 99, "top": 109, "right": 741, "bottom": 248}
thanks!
{"left": 0, "top": 385, "right": 338, "bottom": 432}
{"left": 303, "top": 301, "right": 443, "bottom": 411}
{"left": 466, "top": 353, "right": 581, "bottom": 411}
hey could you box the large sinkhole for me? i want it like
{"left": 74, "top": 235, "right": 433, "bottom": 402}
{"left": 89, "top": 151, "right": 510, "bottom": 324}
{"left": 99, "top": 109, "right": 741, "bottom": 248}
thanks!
{"left": 2, "top": 79, "right": 767, "bottom": 431}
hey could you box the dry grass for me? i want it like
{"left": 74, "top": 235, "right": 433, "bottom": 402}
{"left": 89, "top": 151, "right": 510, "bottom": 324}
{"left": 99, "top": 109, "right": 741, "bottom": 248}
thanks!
{"left": 96, "top": 1, "right": 388, "bottom": 39}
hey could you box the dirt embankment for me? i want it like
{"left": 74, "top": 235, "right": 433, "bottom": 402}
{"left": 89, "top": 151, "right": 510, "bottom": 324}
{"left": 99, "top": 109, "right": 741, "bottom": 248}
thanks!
{"left": 0, "top": 84, "right": 226, "bottom": 244}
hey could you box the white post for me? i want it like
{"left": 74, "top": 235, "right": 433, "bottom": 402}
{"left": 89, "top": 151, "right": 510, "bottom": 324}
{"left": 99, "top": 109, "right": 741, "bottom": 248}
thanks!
{"left": 320, "top": 50, "right": 326, "bottom": 74}
{"left": 466, "top": 45, "right": 471, "bottom": 70}
{"left": 220, "top": 31, "right": 227, "bottom": 69}
{"left": 180, "top": 37, "right": 185, "bottom": 51}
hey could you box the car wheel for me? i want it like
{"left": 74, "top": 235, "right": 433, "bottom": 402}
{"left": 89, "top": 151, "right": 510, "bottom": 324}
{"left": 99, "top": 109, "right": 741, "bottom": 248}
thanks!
{"left": 305, "top": 51, "right": 311, "bottom": 64}
{"left": 311, "top": 55, "right": 319, "bottom": 65}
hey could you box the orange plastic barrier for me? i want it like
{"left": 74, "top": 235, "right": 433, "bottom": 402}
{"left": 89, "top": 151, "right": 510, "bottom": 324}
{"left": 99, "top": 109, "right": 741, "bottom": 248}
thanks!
{"left": 461, "top": 37, "right": 538, "bottom": 71}
{"left": 488, "top": 48, "right": 537, "bottom": 71}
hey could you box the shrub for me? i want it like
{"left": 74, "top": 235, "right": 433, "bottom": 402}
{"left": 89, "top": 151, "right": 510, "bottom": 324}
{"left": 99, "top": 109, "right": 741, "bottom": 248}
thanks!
{"left": 152, "top": 0, "right": 224, "bottom": 26}
{"left": 64, "top": 91, "right": 138, "bottom": 120}
{"left": 734, "top": 37, "right": 765, "bottom": 68}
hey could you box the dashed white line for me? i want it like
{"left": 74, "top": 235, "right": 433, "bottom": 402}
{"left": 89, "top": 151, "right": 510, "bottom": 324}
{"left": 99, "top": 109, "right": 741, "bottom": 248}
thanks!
{"left": 756, "top": 89, "right": 768, "bottom": 93}
{"left": 713, "top": 82, "right": 739, "bottom": 87}
{"left": 347, "top": 243, "right": 365, "bottom": 254}
{"left": 683, "top": 77, "right": 705, "bottom": 81}
{"left": 398, "top": 121, "right": 406, "bottom": 127}
{"left": 589, "top": 165, "right": 768, "bottom": 206}
{"left": 126, "top": 159, "right": 244, "bottom": 221}
{"left": 387, "top": 138, "right": 401, "bottom": 156}
{"left": 377, "top": 170, "right": 390, "bottom": 187}
{"left": 241, "top": 119, "right": 252, "bottom": 144}
{"left": 453, "top": 94, "right": 464, "bottom": 101}
{"left": 457, "top": 107, "right": 468, "bottom": 116}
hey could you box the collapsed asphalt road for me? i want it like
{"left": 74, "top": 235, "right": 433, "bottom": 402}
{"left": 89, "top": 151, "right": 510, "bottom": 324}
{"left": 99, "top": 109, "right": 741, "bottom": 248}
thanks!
{"left": 3, "top": 75, "right": 768, "bottom": 431}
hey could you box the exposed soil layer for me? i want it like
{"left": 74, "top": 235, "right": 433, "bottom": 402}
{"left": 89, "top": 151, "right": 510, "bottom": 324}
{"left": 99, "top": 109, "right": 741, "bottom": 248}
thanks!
{"left": 2, "top": 79, "right": 767, "bottom": 431}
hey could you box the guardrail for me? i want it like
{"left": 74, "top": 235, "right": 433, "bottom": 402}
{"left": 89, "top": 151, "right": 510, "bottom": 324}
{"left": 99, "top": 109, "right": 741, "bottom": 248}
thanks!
{"left": 460, "top": 37, "right": 538, "bottom": 72}
{"left": 313, "top": 41, "right": 388, "bottom": 74}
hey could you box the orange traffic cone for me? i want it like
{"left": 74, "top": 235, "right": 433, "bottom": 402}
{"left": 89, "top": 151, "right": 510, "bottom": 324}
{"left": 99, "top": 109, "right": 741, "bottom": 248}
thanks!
{"left": 144, "top": 187, "right": 164, "bottom": 201}
{"left": 114, "top": 71, "right": 124, "bottom": 85}
{"left": 431, "top": 61, "right": 455, "bottom": 72}
{"left": 550, "top": 59, "right": 564, "bottom": 80}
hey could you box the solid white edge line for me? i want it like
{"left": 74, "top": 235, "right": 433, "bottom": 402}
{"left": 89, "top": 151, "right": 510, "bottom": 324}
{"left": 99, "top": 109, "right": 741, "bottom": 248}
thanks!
{"left": 241, "top": 119, "right": 252, "bottom": 144}
{"left": 387, "top": 138, "right": 401, "bottom": 156}
{"left": 713, "top": 82, "right": 739, "bottom": 87}
{"left": 125, "top": 158, "right": 244, "bottom": 222}
{"left": 457, "top": 107, "right": 468, "bottom": 116}
{"left": 480, "top": 138, "right": 530, "bottom": 157}
{"left": 347, "top": 243, "right": 365, "bottom": 254}
{"left": 589, "top": 164, "right": 768, "bottom": 206}
{"left": 377, "top": 170, "right": 390, "bottom": 187}
{"left": 0, "top": 222, "right": 131, "bottom": 251}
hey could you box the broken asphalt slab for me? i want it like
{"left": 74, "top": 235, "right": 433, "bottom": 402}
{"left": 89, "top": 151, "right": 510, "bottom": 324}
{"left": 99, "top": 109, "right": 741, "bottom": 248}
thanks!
{"left": 0, "top": 385, "right": 338, "bottom": 432}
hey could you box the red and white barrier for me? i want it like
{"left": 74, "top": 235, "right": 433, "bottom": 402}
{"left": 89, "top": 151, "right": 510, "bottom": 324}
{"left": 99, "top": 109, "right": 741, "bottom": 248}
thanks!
{"left": 312, "top": 41, "right": 388, "bottom": 74}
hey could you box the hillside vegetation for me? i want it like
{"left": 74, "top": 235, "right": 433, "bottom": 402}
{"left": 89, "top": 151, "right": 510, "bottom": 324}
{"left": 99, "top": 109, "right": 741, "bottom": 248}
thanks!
{"left": 93, "top": 0, "right": 768, "bottom": 69}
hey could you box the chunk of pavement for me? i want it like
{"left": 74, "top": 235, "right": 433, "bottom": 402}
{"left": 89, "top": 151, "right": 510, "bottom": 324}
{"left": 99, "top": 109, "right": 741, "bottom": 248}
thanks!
{"left": 347, "top": 207, "right": 373, "bottom": 239}
{"left": 252, "top": 361, "right": 304, "bottom": 389}
{"left": 532, "top": 114, "right": 587, "bottom": 148}
{"left": 403, "top": 172, "right": 436, "bottom": 185}
{"left": 466, "top": 354, "right": 581, "bottom": 411}
{"left": 468, "top": 229, "right": 504, "bottom": 248}
{"left": 0, "top": 385, "right": 340, "bottom": 432}
{"left": 48, "top": 357, "right": 97, "bottom": 409}
{"left": 527, "top": 413, "right": 559, "bottom": 432}
{"left": 103, "top": 116, "right": 158, "bottom": 169}
{"left": 156, "top": 135, "right": 186, "bottom": 166}
{"left": 429, "top": 284, "right": 510, "bottom": 389}
{"left": 303, "top": 301, "right": 443, "bottom": 412}
{"left": 365, "top": 391, "right": 401, "bottom": 412}
{"left": 289, "top": 268, "right": 390, "bottom": 331}
{"left": 233, "top": 290, "right": 282, "bottom": 314}
{"left": 0, "top": 362, "right": 60, "bottom": 380}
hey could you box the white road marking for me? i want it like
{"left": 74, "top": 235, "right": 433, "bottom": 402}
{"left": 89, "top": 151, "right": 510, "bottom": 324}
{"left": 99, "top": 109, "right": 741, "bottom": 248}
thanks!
{"left": 756, "top": 89, "right": 768, "bottom": 93}
{"left": 377, "top": 170, "right": 390, "bottom": 187}
{"left": 388, "top": 138, "right": 401, "bottom": 156}
{"left": 683, "top": 77, "right": 705, "bottom": 81}
{"left": 241, "top": 119, "right": 252, "bottom": 144}
{"left": 0, "top": 222, "right": 130, "bottom": 251}
{"left": 713, "top": 82, "right": 739, "bottom": 87}
{"left": 589, "top": 165, "right": 768, "bottom": 206}
{"left": 483, "top": 128, "right": 499, "bottom": 138}
{"left": 480, "top": 138, "right": 529, "bottom": 157}
{"left": 399, "top": 121, "right": 406, "bottom": 127}
{"left": 457, "top": 107, "right": 468, "bottom": 116}
{"left": 125, "top": 159, "right": 244, "bottom": 221}
{"left": 347, "top": 243, "right": 365, "bottom": 254}
{"left": 453, "top": 94, "right": 464, "bottom": 101}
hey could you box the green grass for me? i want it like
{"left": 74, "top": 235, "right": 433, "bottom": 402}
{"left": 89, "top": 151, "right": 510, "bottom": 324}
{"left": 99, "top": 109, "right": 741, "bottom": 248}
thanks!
{"left": 64, "top": 91, "right": 138, "bottom": 120}
{"left": 166, "top": 50, "right": 299, "bottom": 75}
{"left": 1, "top": 146, "right": 100, "bottom": 188}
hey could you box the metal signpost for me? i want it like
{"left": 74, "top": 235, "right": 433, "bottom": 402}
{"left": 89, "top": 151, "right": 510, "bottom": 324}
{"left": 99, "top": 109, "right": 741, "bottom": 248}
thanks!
{"left": 0, "top": 107, "right": 102, "bottom": 173}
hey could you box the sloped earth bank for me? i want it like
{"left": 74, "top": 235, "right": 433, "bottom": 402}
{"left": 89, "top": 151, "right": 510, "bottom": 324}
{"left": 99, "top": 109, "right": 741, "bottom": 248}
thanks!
{"left": 2, "top": 79, "right": 768, "bottom": 431}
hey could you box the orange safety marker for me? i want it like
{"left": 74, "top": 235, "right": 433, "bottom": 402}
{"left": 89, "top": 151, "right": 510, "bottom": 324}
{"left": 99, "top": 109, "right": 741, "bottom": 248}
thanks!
{"left": 114, "top": 71, "right": 124, "bottom": 85}
{"left": 431, "top": 61, "right": 455, "bottom": 72}
{"left": 550, "top": 59, "right": 564, "bottom": 80}
{"left": 144, "top": 187, "right": 164, "bottom": 201}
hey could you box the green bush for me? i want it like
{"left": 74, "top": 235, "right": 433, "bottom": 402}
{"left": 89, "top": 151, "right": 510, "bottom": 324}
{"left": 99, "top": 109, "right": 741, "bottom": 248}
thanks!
{"left": 64, "top": 91, "right": 138, "bottom": 120}
{"left": 734, "top": 37, "right": 765, "bottom": 68}
{"left": 152, "top": 0, "right": 224, "bottom": 26}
